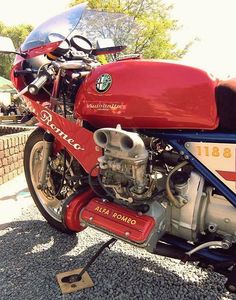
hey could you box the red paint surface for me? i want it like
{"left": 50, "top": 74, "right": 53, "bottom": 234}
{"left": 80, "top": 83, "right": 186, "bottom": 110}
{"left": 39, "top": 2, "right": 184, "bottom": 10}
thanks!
{"left": 81, "top": 197, "right": 156, "bottom": 244}
{"left": 75, "top": 60, "right": 219, "bottom": 130}
{"left": 216, "top": 170, "right": 236, "bottom": 181}
{"left": 25, "top": 99, "right": 102, "bottom": 173}
{"left": 23, "top": 41, "right": 62, "bottom": 59}
{"left": 10, "top": 52, "right": 102, "bottom": 174}
{"left": 63, "top": 189, "right": 94, "bottom": 232}
{"left": 11, "top": 59, "right": 26, "bottom": 90}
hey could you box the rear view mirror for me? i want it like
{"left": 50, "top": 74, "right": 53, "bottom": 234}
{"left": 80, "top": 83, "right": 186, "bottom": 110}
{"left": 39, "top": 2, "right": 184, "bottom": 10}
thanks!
{"left": 0, "top": 36, "right": 16, "bottom": 54}
{"left": 92, "top": 38, "right": 126, "bottom": 56}
{"left": 96, "top": 38, "right": 115, "bottom": 49}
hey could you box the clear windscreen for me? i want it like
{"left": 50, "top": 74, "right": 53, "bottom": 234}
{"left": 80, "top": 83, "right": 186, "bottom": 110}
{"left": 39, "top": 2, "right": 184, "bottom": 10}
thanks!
{"left": 70, "top": 9, "right": 135, "bottom": 48}
{"left": 21, "top": 3, "right": 136, "bottom": 53}
{"left": 21, "top": 3, "right": 86, "bottom": 52}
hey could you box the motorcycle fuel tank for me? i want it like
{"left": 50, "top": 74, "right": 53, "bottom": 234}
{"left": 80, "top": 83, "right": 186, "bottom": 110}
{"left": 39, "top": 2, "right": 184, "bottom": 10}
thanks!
{"left": 74, "top": 60, "right": 219, "bottom": 130}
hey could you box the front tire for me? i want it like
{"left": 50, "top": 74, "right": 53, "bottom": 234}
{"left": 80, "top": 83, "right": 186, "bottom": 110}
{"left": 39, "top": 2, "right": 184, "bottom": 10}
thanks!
{"left": 24, "top": 128, "right": 74, "bottom": 233}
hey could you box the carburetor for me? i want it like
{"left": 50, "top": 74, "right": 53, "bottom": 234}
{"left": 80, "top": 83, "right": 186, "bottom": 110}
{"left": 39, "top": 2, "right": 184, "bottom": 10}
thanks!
{"left": 93, "top": 125, "right": 149, "bottom": 202}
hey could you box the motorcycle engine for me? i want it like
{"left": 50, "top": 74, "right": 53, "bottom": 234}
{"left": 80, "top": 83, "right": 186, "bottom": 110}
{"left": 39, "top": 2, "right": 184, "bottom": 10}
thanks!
{"left": 94, "top": 124, "right": 154, "bottom": 203}
{"left": 93, "top": 126, "right": 236, "bottom": 251}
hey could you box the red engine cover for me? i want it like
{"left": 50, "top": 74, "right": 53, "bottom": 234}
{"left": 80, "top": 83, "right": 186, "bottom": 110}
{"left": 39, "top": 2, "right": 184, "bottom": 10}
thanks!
{"left": 63, "top": 189, "right": 95, "bottom": 232}
{"left": 74, "top": 59, "right": 219, "bottom": 130}
{"left": 80, "top": 198, "right": 156, "bottom": 244}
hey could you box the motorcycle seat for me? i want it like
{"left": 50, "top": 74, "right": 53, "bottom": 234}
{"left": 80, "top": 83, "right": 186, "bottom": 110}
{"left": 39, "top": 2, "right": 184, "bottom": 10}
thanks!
{"left": 218, "top": 78, "right": 236, "bottom": 92}
{"left": 216, "top": 79, "right": 236, "bottom": 131}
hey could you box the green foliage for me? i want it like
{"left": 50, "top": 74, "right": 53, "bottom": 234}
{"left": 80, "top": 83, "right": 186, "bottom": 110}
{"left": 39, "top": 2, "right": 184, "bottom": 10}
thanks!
{"left": 0, "top": 23, "right": 33, "bottom": 79}
{"left": 97, "top": 55, "right": 108, "bottom": 64}
{"left": 69, "top": 0, "right": 190, "bottom": 59}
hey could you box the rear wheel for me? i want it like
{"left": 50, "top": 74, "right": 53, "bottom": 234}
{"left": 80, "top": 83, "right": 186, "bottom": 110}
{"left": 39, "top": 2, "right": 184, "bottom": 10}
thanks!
{"left": 24, "top": 128, "right": 85, "bottom": 233}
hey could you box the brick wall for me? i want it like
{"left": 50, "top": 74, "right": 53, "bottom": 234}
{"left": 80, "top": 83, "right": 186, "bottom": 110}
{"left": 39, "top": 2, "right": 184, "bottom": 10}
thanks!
{"left": 0, "top": 125, "right": 34, "bottom": 185}
{"left": 0, "top": 125, "right": 31, "bottom": 136}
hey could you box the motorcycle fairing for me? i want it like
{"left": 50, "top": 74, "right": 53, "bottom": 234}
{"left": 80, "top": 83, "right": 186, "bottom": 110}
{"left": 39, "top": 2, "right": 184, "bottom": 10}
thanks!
{"left": 24, "top": 97, "right": 102, "bottom": 173}
{"left": 21, "top": 3, "right": 87, "bottom": 55}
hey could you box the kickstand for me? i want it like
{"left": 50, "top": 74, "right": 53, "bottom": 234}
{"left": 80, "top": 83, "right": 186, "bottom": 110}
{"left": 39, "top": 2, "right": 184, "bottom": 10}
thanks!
{"left": 61, "top": 238, "right": 117, "bottom": 284}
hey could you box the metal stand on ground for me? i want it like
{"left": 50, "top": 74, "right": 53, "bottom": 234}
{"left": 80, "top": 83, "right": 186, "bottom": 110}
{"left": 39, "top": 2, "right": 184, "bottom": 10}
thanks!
{"left": 56, "top": 238, "right": 117, "bottom": 294}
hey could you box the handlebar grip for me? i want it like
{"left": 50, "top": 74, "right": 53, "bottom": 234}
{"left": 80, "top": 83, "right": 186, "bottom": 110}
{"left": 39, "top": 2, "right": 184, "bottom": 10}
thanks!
{"left": 28, "top": 74, "right": 48, "bottom": 95}
{"left": 14, "top": 69, "right": 38, "bottom": 77}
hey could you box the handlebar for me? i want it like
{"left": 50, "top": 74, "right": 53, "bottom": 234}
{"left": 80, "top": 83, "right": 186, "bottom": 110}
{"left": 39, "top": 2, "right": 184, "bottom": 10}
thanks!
{"left": 13, "top": 67, "right": 54, "bottom": 99}
{"left": 28, "top": 74, "right": 48, "bottom": 95}
{"left": 14, "top": 58, "right": 99, "bottom": 99}
{"left": 26, "top": 64, "right": 57, "bottom": 95}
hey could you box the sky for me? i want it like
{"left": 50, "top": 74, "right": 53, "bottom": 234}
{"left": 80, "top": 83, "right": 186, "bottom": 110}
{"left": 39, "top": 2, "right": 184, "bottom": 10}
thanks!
{"left": 168, "top": 0, "right": 236, "bottom": 78}
{"left": 0, "top": 0, "right": 70, "bottom": 26}
{"left": 0, "top": 0, "right": 236, "bottom": 78}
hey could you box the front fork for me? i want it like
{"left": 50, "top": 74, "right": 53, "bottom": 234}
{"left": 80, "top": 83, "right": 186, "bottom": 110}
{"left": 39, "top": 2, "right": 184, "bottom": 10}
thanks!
{"left": 37, "top": 132, "right": 54, "bottom": 190}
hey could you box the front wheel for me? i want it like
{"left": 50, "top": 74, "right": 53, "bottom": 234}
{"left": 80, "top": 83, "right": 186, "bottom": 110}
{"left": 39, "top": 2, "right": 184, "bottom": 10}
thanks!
{"left": 24, "top": 128, "right": 83, "bottom": 233}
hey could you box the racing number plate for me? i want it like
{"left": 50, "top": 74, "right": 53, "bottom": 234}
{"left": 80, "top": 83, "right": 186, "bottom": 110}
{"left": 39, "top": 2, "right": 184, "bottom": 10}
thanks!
{"left": 186, "top": 142, "right": 236, "bottom": 192}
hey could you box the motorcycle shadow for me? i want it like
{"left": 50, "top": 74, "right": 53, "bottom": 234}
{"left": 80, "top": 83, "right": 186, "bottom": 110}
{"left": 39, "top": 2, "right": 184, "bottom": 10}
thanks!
{"left": 0, "top": 188, "right": 30, "bottom": 201}
{"left": 0, "top": 220, "right": 232, "bottom": 300}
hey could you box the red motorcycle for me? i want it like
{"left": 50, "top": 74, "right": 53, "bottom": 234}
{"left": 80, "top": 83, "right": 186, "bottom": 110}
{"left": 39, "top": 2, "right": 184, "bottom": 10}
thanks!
{"left": 1, "top": 3, "right": 236, "bottom": 292}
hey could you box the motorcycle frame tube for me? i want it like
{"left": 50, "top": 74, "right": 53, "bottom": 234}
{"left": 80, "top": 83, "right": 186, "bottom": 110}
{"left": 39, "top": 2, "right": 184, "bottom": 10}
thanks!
{"left": 144, "top": 130, "right": 236, "bottom": 263}
{"left": 147, "top": 131, "right": 236, "bottom": 208}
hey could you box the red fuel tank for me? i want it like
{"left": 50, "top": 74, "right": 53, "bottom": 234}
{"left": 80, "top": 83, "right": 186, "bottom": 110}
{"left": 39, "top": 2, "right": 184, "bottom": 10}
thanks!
{"left": 74, "top": 60, "right": 219, "bottom": 130}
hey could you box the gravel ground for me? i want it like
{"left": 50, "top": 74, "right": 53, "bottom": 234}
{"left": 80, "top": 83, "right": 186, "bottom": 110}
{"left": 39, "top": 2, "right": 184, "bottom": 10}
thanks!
{"left": 0, "top": 202, "right": 235, "bottom": 300}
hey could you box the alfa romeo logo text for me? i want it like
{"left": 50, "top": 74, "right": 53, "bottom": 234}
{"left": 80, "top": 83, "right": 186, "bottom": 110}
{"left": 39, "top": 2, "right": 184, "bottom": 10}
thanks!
{"left": 40, "top": 110, "right": 84, "bottom": 151}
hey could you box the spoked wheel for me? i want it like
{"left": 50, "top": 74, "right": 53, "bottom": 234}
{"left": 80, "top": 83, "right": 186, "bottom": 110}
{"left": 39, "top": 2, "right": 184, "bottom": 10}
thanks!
{"left": 24, "top": 128, "right": 86, "bottom": 233}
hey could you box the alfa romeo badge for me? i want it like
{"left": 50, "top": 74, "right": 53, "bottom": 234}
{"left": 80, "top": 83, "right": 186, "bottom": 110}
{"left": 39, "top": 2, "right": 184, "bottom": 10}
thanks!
{"left": 96, "top": 74, "right": 112, "bottom": 93}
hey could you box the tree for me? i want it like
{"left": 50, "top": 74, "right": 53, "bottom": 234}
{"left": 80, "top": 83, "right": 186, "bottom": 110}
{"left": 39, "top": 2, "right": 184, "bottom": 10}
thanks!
{"left": 0, "top": 23, "right": 33, "bottom": 79}
{"left": 69, "top": 0, "right": 191, "bottom": 59}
